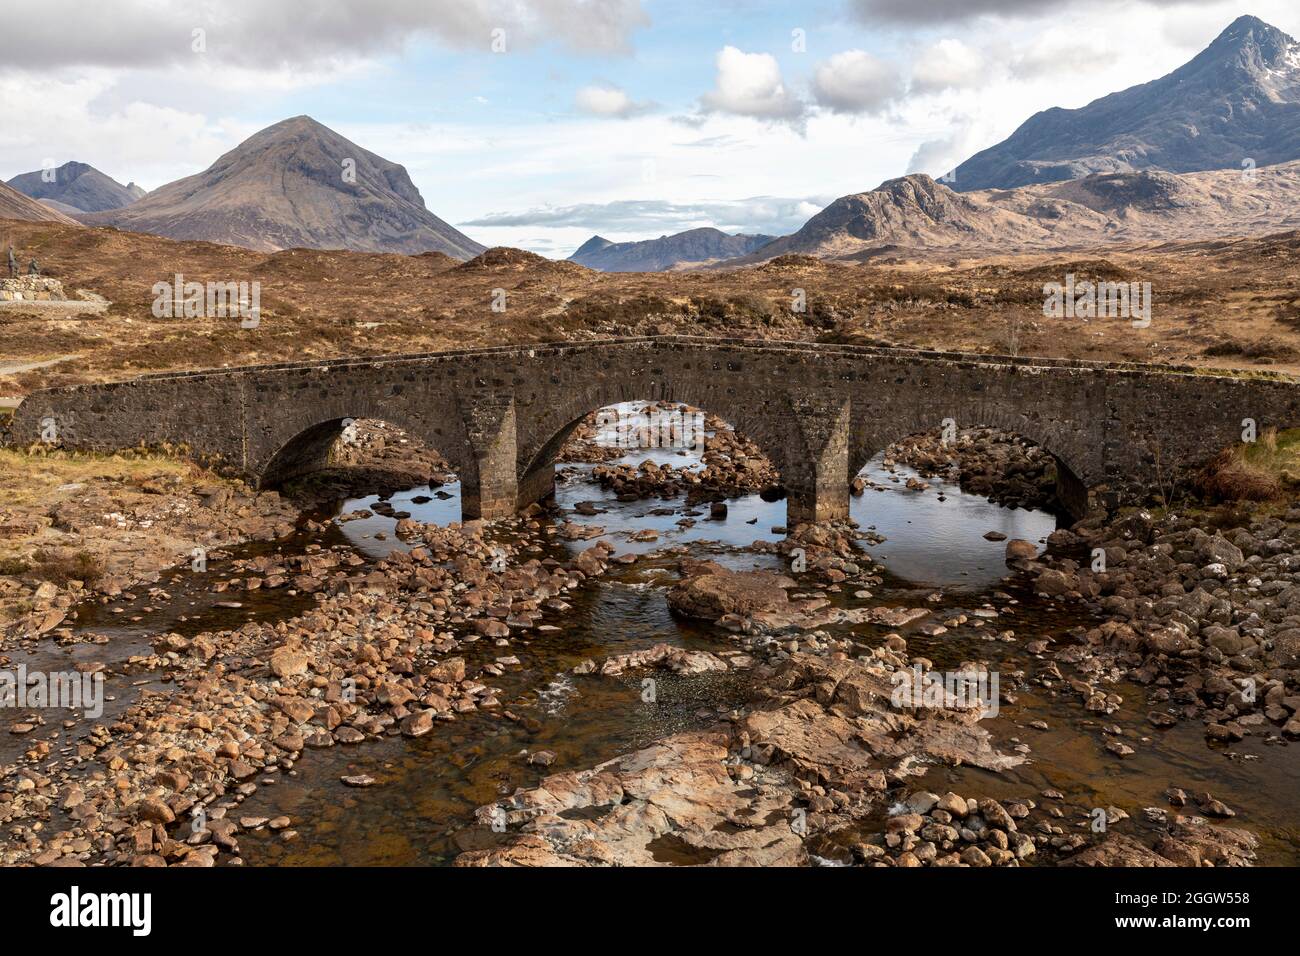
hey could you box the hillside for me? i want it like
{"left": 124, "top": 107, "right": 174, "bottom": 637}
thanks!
{"left": 0, "top": 181, "right": 81, "bottom": 225}
{"left": 568, "top": 227, "right": 775, "bottom": 271}
{"left": 726, "top": 163, "right": 1300, "bottom": 264}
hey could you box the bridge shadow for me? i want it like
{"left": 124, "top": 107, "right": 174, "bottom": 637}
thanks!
{"left": 263, "top": 417, "right": 457, "bottom": 506}
{"left": 857, "top": 425, "right": 1087, "bottom": 522}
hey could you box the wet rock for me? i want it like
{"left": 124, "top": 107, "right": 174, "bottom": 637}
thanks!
{"left": 456, "top": 732, "right": 804, "bottom": 867}
{"left": 667, "top": 568, "right": 794, "bottom": 621}
{"left": 1005, "top": 539, "right": 1037, "bottom": 562}
{"left": 593, "top": 642, "right": 731, "bottom": 677}
{"left": 401, "top": 710, "right": 435, "bottom": 737}
{"left": 1065, "top": 834, "right": 1176, "bottom": 867}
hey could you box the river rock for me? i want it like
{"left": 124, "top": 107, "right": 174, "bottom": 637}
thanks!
{"left": 455, "top": 731, "right": 804, "bottom": 867}
{"left": 667, "top": 568, "right": 795, "bottom": 621}
{"left": 1005, "top": 539, "right": 1037, "bottom": 562}
{"left": 269, "top": 644, "right": 309, "bottom": 678}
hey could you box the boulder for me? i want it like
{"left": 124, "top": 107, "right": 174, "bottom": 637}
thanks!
{"left": 1005, "top": 539, "right": 1037, "bottom": 562}
{"left": 667, "top": 569, "right": 795, "bottom": 621}
{"left": 268, "top": 644, "right": 309, "bottom": 679}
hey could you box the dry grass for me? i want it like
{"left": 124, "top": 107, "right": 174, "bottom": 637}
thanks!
{"left": 1196, "top": 426, "right": 1299, "bottom": 502}
{"left": 27, "top": 548, "right": 104, "bottom": 586}
{"left": 0, "top": 446, "right": 194, "bottom": 507}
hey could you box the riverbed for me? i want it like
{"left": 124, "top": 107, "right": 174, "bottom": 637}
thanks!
{"left": 7, "top": 423, "right": 1296, "bottom": 866}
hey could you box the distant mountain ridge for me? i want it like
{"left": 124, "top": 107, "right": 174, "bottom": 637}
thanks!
{"left": 570, "top": 235, "right": 614, "bottom": 260}
{"left": 720, "top": 163, "right": 1300, "bottom": 264}
{"left": 568, "top": 227, "right": 775, "bottom": 271}
{"left": 7, "top": 161, "right": 143, "bottom": 213}
{"left": 953, "top": 15, "right": 1300, "bottom": 190}
{"left": 84, "top": 116, "right": 485, "bottom": 258}
{"left": 0, "top": 180, "right": 81, "bottom": 225}
{"left": 746, "top": 176, "right": 999, "bottom": 260}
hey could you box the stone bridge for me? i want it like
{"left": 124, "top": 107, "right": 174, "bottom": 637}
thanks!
{"left": 10, "top": 337, "right": 1300, "bottom": 523}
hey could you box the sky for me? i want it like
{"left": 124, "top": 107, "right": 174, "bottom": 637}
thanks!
{"left": 2, "top": 0, "right": 1298, "bottom": 257}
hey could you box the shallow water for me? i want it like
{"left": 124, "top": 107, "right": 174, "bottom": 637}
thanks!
{"left": 335, "top": 458, "right": 1056, "bottom": 591}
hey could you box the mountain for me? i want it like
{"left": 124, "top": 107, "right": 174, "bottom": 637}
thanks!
{"left": 722, "top": 164, "right": 1300, "bottom": 263}
{"left": 0, "top": 180, "right": 80, "bottom": 225}
{"left": 570, "top": 235, "right": 614, "bottom": 259}
{"left": 953, "top": 15, "right": 1300, "bottom": 191}
{"left": 739, "top": 175, "right": 1017, "bottom": 260}
{"left": 7, "top": 161, "right": 144, "bottom": 212}
{"left": 84, "top": 116, "right": 485, "bottom": 258}
{"left": 568, "top": 227, "right": 776, "bottom": 271}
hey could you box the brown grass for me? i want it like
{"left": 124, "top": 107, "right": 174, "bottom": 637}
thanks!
{"left": 28, "top": 548, "right": 104, "bottom": 586}
{"left": 1196, "top": 428, "right": 1290, "bottom": 502}
{"left": 0, "top": 446, "right": 194, "bottom": 507}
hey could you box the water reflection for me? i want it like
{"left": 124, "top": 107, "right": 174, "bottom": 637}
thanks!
{"left": 334, "top": 458, "right": 1057, "bottom": 591}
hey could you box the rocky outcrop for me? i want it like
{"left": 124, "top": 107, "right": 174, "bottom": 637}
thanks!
{"left": 456, "top": 653, "right": 1024, "bottom": 868}
{"left": 456, "top": 732, "right": 806, "bottom": 867}
{"left": 1065, "top": 816, "right": 1257, "bottom": 867}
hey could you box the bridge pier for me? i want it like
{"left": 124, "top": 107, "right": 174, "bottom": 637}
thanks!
{"left": 460, "top": 397, "right": 520, "bottom": 521}
{"left": 1052, "top": 454, "right": 1089, "bottom": 520}
{"left": 784, "top": 395, "right": 851, "bottom": 526}
{"left": 786, "top": 483, "right": 850, "bottom": 525}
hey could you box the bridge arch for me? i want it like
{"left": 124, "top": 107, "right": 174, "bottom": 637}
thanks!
{"left": 849, "top": 396, "right": 1100, "bottom": 518}
{"left": 252, "top": 392, "right": 474, "bottom": 493}
{"left": 516, "top": 381, "right": 802, "bottom": 518}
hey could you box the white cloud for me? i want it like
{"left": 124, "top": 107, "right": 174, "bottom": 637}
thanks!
{"left": 700, "top": 46, "right": 806, "bottom": 127}
{"left": 906, "top": 121, "right": 978, "bottom": 180}
{"left": 849, "top": 0, "right": 1226, "bottom": 26}
{"left": 462, "top": 195, "right": 827, "bottom": 237}
{"left": 1008, "top": 26, "right": 1119, "bottom": 80}
{"left": 0, "top": 71, "right": 251, "bottom": 190}
{"left": 911, "top": 39, "right": 986, "bottom": 93}
{"left": 0, "top": 0, "right": 650, "bottom": 72}
{"left": 812, "top": 50, "right": 903, "bottom": 114}
{"left": 575, "top": 84, "right": 653, "bottom": 118}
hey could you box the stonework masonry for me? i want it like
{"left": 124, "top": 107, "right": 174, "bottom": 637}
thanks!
{"left": 10, "top": 336, "right": 1300, "bottom": 522}
{"left": 0, "top": 276, "right": 65, "bottom": 302}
